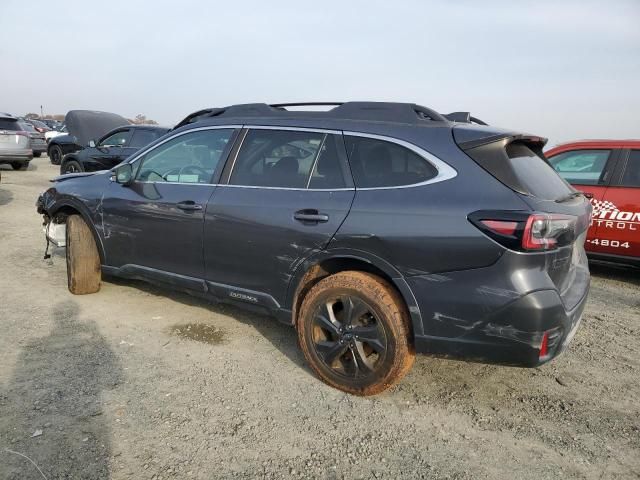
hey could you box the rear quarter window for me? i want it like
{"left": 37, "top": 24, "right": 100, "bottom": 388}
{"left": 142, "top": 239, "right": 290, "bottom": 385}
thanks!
{"left": 344, "top": 136, "right": 438, "bottom": 188}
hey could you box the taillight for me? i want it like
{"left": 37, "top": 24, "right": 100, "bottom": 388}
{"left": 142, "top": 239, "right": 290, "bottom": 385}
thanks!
{"left": 522, "top": 214, "right": 575, "bottom": 250}
{"left": 15, "top": 130, "right": 29, "bottom": 137}
{"left": 469, "top": 211, "right": 577, "bottom": 252}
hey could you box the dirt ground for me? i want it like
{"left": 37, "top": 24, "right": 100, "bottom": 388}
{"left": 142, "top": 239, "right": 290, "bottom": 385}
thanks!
{"left": 0, "top": 158, "right": 638, "bottom": 480}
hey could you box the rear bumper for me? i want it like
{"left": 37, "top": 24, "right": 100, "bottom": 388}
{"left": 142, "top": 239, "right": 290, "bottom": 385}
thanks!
{"left": 0, "top": 151, "right": 33, "bottom": 163}
{"left": 407, "top": 248, "right": 590, "bottom": 367}
{"left": 413, "top": 287, "right": 588, "bottom": 366}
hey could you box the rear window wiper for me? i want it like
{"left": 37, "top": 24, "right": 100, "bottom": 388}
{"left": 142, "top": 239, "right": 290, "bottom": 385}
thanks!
{"left": 555, "top": 191, "right": 591, "bottom": 203}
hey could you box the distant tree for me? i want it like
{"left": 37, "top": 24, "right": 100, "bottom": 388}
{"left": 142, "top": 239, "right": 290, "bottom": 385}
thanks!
{"left": 133, "top": 114, "right": 158, "bottom": 125}
{"left": 25, "top": 113, "right": 40, "bottom": 120}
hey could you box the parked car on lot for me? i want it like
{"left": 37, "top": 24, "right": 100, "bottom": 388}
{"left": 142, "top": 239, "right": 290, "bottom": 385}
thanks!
{"left": 0, "top": 113, "right": 33, "bottom": 170}
{"left": 37, "top": 102, "right": 591, "bottom": 395}
{"left": 45, "top": 124, "right": 67, "bottom": 143}
{"left": 18, "top": 120, "right": 47, "bottom": 157}
{"left": 547, "top": 140, "right": 640, "bottom": 267}
{"left": 22, "top": 118, "right": 51, "bottom": 133}
{"left": 41, "top": 119, "right": 64, "bottom": 130}
{"left": 60, "top": 124, "right": 169, "bottom": 174}
{"left": 47, "top": 110, "right": 130, "bottom": 165}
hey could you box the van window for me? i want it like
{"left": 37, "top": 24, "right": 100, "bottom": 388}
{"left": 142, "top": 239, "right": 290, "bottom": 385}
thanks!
{"left": 344, "top": 136, "right": 438, "bottom": 188}
{"left": 620, "top": 150, "right": 640, "bottom": 187}
{"left": 548, "top": 149, "right": 610, "bottom": 185}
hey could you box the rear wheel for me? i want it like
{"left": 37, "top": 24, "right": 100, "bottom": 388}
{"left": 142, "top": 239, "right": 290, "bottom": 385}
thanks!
{"left": 65, "top": 215, "right": 101, "bottom": 295}
{"left": 10, "top": 162, "right": 27, "bottom": 170}
{"left": 62, "top": 160, "right": 83, "bottom": 174}
{"left": 49, "top": 145, "right": 63, "bottom": 165}
{"left": 297, "top": 271, "right": 415, "bottom": 396}
{"left": 34, "top": 152, "right": 42, "bottom": 158}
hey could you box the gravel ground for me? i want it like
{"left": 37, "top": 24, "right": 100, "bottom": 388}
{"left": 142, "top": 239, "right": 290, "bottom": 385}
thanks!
{"left": 0, "top": 158, "right": 639, "bottom": 480}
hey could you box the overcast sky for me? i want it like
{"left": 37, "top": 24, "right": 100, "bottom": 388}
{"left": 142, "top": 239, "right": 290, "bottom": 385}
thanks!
{"left": 1, "top": 0, "right": 638, "bottom": 146}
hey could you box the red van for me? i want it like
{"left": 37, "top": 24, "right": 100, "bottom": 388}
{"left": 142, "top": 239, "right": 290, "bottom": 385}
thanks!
{"left": 546, "top": 140, "right": 640, "bottom": 267}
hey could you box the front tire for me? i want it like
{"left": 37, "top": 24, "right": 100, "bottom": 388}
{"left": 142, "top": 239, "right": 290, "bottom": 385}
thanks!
{"left": 297, "top": 271, "right": 415, "bottom": 396}
{"left": 65, "top": 215, "right": 101, "bottom": 295}
{"left": 61, "top": 160, "right": 83, "bottom": 174}
{"left": 49, "top": 144, "right": 63, "bottom": 165}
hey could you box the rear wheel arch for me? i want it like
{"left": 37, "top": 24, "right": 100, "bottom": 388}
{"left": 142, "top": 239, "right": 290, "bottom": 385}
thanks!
{"left": 49, "top": 202, "right": 105, "bottom": 264}
{"left": 289, "top": 253, "right": 421, "bottom": 336}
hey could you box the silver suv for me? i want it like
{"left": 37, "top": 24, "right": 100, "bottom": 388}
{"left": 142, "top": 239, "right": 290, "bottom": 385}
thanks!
{"left": 0, "top": 113, "right": 33, "bottom": 170}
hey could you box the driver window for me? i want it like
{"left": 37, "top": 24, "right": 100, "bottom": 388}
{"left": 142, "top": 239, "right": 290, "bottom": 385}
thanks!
{"left": 136, "top": 129, "right": 234, "bottom": 184}
{"left": 100, "top": 130, "right": 130, "bottom": 147}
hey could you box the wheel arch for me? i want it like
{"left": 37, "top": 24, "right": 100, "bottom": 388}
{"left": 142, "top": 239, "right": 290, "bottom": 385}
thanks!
{"left": 49, "top": 200, "right": 105, "bottom": 264}
{"left": 287, "top": 250, "right": 424, "bottom": 337}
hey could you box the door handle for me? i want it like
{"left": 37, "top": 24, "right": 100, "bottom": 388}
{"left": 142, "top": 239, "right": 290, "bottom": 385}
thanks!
{"left": 294, "top": 209, "right": 329, "bottom": 223}
{"left": 176, "top": 201, "right": 203, "bottom": 211}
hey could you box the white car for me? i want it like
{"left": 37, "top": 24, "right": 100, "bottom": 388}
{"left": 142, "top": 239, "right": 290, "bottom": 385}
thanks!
{"left": 45, "top": 125, "right": 67, "bottom": 143}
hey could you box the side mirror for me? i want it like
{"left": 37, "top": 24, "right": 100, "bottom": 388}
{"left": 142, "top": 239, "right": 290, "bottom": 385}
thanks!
{"left": 115, "top": 163, "right": 134, "bottom": 185}
{"left": 88, "top": 139, "right": 96, "bottom": 148}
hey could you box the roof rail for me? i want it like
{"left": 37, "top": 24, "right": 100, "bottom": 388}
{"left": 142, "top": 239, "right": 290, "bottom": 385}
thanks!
{"left": 270, "top": 102, "right": 343, "bottom": 109}
{"left": 444, "top": 112, "right": 488, "bottom": 125}
{"left": 174, "top": 101, "right": 456, "bottom": 129}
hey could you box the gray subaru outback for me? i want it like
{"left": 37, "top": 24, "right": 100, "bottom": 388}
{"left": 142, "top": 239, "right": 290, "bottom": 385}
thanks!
{"left": 37, "top": 102, "right": 591, "bottom": 395}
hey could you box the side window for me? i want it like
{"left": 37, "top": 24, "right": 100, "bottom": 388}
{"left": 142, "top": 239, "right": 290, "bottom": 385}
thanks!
{"left": 230, "top": 129, "right": 334, "bottom": 188}
{"left": 344, "top": 136, "right": 438, "bottom": 188}
{"left": 547, "top": 149, "right": 610, "bottom": 185}
{"left": 129, "top": 129, "right": 163, "bottom": 149}
{"left": 620, "top": 150, "right": 640, "bottom": 187}
{"left": 100, "top": 130, "right": 130, "bottom": 147}
{"left": 136, "top": 129, "right": 234, "bottom": 184}
{"left": 308, "top": 135, "right": 347, "bottom": 189}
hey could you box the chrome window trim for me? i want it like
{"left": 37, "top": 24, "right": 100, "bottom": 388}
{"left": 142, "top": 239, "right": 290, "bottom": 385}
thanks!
{"left": 219, "top": 184, "right": 354, "bottom": 192}
{"left": 124, "top": 124, "right": 457, "bottom": 191}
{"left": 244, "top": 125, "right": 341, "bottom": 135}
{"left": 343, "top": 130, "right": 458, "bottom": 190}
{"left": 305, "top": 134, "right": 327, "bottom": 189}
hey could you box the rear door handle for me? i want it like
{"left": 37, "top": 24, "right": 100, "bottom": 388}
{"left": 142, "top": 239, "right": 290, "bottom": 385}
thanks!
{"left": 294, "top": 209, "right": 329, "bottom": 223}
{"left": 176, "top": 200, "right": 203, "bottom": 211}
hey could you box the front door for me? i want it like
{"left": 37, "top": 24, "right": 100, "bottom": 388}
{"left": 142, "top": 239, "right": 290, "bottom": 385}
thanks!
{"left": 99, "top": 127, "right": 237, "bottom": 280}
{"left": 204, "top": 127, "right": 355, "bottom": 307}
{"left": 88, "top": 128, "right": 132, "bottom": 171}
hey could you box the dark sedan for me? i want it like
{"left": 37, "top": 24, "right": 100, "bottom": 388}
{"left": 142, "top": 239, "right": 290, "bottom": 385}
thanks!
{"left": 60, "top": 125, "right": 169, "bottom": 174}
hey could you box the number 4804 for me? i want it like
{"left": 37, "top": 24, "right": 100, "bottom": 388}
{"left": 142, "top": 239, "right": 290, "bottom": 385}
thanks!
{"left": 590, "top": 239, "right": 630, "bottom": 248}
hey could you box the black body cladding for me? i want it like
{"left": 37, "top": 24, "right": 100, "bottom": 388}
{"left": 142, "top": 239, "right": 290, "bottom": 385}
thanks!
{"left": 38, "top": 102, "right": 591, "bottom": 368}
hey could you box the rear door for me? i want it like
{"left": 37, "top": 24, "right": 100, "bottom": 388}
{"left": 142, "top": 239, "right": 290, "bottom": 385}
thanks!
{"left": 593, "top": 149, "right": 640, "bottom": 259}
{"left": 204, "top": 127, "right": 355, "bottom": 308}
{"left": 547, "top": 148, "right": 619, "bottom": 254}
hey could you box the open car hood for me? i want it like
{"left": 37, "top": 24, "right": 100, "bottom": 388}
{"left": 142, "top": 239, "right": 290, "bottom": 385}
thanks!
{"left": 64, "top": 110, "right": 130, "bottom": 147}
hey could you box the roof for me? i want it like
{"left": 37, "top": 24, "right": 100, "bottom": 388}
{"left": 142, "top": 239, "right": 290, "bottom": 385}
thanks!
{"left": 129, "top": 124, "right": 169, "bottom": 131}
{"left": 546, "top": 139, "right": 640, "bottom": 154}
{"left": 173, "top": 102, "right": 487, "bottom": 131}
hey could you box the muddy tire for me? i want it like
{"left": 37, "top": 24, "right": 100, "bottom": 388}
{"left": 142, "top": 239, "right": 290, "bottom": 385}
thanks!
{"left": 65, "top": 215, "right": 101, "bottom": 295}
{"left": 297, "top": 271, "right": 415, "bottom": 396}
